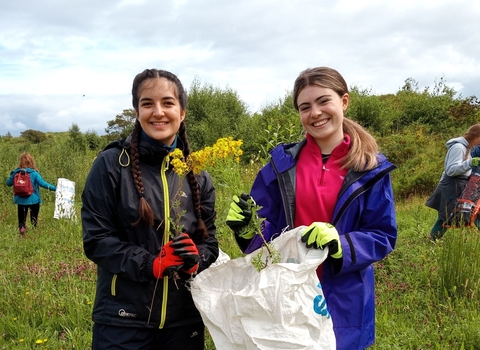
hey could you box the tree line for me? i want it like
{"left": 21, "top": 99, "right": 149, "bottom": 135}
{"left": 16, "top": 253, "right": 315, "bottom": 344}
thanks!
{"left": 2, "top": 76, "right": 479, "bottom": 199}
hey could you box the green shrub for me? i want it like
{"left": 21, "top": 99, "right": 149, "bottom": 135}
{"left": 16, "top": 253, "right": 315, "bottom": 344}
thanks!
{"left": 348, "top": 87, "right": 393, "bottom": 135}
{"left": 20, "top": 129, "right": 48, "bottom": 144}
{"left": 378, "top": 126, "right": 445, "bottom": 198}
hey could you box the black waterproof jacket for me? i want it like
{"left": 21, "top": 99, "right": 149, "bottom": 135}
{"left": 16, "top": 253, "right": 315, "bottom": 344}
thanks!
{"left": 81, "top": 137, "right": 218, "bottom": 329}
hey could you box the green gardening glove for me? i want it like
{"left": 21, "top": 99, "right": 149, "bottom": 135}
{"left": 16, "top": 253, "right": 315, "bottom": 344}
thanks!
{"left": 472, "top": 157, "right": 480, "bottom": 167}
{"left": 226, "top": 193, "right": 255, "bottom": 239}
{"left": 301, "top": 222, "right": 343, "bottom": 259}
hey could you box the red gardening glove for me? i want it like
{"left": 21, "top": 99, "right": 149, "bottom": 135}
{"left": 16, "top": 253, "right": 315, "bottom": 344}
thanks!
{"left": 153, "top": 241, "right": 184, "bottom": 278}
{"left": 171, "top": 233, "right": 199, "bottom": 274}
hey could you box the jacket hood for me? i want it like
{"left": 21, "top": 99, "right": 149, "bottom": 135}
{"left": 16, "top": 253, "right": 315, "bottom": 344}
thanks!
{"left": 11, "top": 167, "right": 36, "bottom": 175}
{"left": 270, "top": 139, "right": 307, "bottom": 173}
{"left": 446, "top": 136, "right": 468, "bottom": 149}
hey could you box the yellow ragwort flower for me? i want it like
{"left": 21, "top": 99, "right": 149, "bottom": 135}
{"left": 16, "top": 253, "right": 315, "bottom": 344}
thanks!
{"left": 210, "top": 137, "right": 243, "bottom": 161}
{"left": 171, "top": 137, "right": 244, "bottom": 175}
{"left": 169, "top": 149, "right": 191, "bottom": 177}
{"left": 170, "top": 158, "right": 190, "bottom": 176}
{"left": 170, "top": 148, "right": 184, "bottom": 160}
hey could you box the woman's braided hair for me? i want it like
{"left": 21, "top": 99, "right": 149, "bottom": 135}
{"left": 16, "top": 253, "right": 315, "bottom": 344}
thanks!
{"left": 130, "top": 69, "right": 207, "bottom": 240}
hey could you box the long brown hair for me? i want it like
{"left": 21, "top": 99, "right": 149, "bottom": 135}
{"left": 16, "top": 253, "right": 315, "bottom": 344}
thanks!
{"left": 19, "top": 152, "right": 37, "bottom": 170}
{"left": 463, "top": 123, "right": 480, "bottom": 159}
{"left": 129, "top": 69, "right": 207, "bottom": 240}
{"left": 293, "top": 67, "right": 379, "bottom": 171}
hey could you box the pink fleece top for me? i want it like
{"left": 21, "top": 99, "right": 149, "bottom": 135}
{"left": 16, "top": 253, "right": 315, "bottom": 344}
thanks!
{"left": 295, "top": 133, "right": 350, "bottom": 276}
{"left": 295, "top": 133, "right": 350, "bottom": 226}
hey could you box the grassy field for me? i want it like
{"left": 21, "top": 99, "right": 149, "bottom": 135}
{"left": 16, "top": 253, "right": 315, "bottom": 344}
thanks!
{"left": 1, "top": 172, "right": 480, "bottom": 348}
{"left": 372, "top": 197, "right": 480, "bottom": 349}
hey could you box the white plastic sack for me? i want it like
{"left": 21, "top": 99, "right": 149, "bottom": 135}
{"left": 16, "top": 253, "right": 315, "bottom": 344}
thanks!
{"left": 210, "top": 248, "right": 231, "bottom": 267}
{"left": 190, "top": 226, "right": 336, "bottom": 350}
{"left": 53, "top": 178, "right": 76, "bottom": 220}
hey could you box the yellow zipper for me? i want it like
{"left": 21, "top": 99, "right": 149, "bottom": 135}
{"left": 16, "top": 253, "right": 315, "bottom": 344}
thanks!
{"left": 111, "top": 274, "right": 117, "bottom": 296}
{"left": 159, "top": 155, "right": 170, "bottom": 329}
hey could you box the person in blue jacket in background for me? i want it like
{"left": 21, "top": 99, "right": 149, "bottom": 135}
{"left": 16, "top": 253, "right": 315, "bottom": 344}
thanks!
{"left": 6, "top": 152, "right": 56, "bottom": 234}
{"left": 470, "top": 143, "right": 480, "bottom": 174}
{"left": 226, "top": 67, "right": 397, "bottom": 350}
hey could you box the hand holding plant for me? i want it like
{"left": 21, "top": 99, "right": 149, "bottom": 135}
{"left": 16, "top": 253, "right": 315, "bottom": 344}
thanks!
{"left": 171, "top": 233, "right": 200, "bottom": 274}
{"left": 152, "top": 241, "right": 184, "bottom": 278}
{"left": 170, "top": 138, "right": 281, "bottom": 272}
{"left": 226, "top": 193, "right": 255, "bottom": 239}
{"left": 226, "top": 193, "right": 281, "bottom": 271}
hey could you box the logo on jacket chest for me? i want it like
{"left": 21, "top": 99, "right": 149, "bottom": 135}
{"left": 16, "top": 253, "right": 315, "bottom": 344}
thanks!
{"left": 118, "top": 309, "right": 137, "bottom": 318}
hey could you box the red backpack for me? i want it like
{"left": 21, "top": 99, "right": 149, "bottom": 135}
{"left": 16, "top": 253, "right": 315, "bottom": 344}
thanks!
{"left": 13, "top": 169, "right": 34, "bottom": 197}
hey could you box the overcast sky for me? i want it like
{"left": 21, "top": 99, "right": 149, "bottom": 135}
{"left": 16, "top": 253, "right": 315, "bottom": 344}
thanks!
{"left": 1, "top": 0, "right": 479, "bottom": 137}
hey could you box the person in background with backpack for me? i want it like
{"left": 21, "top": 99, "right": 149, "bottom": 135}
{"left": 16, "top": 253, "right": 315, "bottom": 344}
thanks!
{"left": 6, "top": 152, "right": 57, "bottom": 235}
{"left": 426, "top": 124, "right": 480, "bottom": 240}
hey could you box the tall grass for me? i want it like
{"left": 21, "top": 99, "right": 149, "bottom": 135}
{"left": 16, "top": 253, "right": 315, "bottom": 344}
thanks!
{"left": 439, "top": 227, "right": 480, "bottom": 300}
{"left": 0, "top": 205, "right": 95, "bottom": 349}
{"left": 373, "top": 197, "right": 480, "bottom": 349}
{"left": 1, "top": 141, "right": 480, "bottom": 348}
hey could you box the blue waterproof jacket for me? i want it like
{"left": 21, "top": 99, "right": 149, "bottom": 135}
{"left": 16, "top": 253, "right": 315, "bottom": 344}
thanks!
{"left": 6, "top": 168, "right": 56, "bottom": 205}
{"left": 237, "top": 139, "right": 397, "bottom": 350}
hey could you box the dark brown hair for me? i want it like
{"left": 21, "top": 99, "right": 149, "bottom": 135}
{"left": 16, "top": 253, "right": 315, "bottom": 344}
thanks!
{"left": 130, "top": 69, "right": 207, "bottom": 240}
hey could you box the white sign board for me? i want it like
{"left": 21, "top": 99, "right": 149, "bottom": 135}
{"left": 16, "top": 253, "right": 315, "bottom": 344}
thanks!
{"left": 53, "top": 178, "right": 76, "bottom": 220}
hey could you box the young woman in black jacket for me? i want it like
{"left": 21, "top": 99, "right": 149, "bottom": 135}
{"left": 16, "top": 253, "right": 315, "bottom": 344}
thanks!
{"left": 81, "top": 69, "right": 219, "bottom": 349}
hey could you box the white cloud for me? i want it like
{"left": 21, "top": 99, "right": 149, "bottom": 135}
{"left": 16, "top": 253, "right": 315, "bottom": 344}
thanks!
{"left": 0, "top": 113, "right": 26, "bottom": 134}
{"left": 0, "top": 0, "right": 479, "bottom": 136}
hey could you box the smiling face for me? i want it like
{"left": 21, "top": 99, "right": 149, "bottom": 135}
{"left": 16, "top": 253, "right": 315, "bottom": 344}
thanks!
{"left": 296, "top": 85, "right": 348, "bottom": 153}
{"left": 135, "top": 77, "right": 186, "bottom": 145}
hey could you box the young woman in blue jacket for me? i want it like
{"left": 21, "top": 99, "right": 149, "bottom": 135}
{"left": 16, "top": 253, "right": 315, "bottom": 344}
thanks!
{"left": 227, "top": 67, "right": 397, "bottom": 350}
{"left": 6, "top": 152, "right": 56, "bottom": 234}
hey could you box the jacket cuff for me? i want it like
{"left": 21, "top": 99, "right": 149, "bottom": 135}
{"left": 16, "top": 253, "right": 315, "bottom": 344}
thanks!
{"left": 145, "top": 255, "right": 156, "bottom": 279}
{"left": 234, "top": 233, "right": 253, "bottom": 253}
{"left": 329, "top": 257, "right": 343, "bottom": 275}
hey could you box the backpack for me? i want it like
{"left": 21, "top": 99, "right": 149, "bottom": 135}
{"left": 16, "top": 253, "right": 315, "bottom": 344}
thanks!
{"left": 445, "top": 172, "right": 480, "bottom": 228}
{"left": 13, "top": 170, "right": 34, "bottom": 197}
